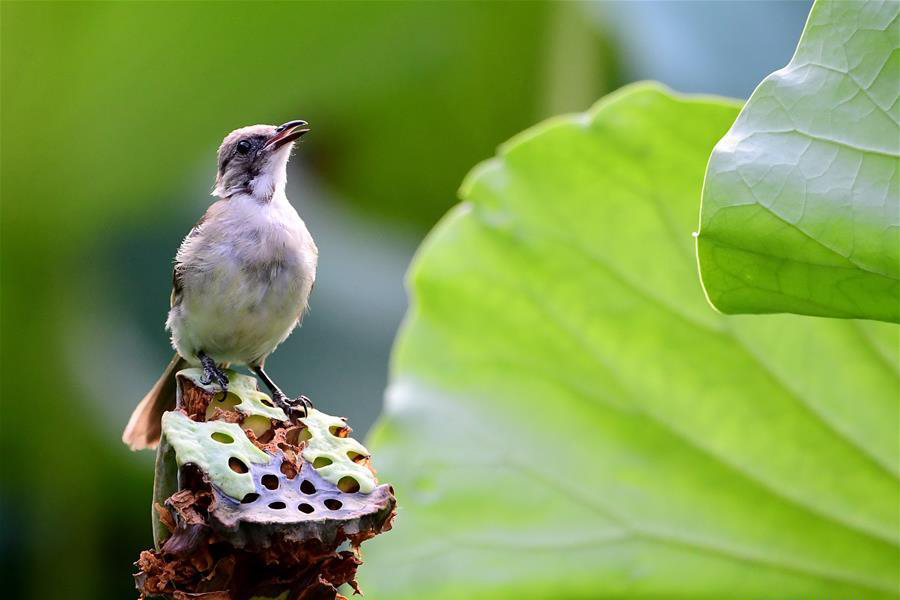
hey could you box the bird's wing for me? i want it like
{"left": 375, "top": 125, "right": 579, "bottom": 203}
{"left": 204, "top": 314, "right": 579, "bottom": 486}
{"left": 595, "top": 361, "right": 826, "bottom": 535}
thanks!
{"left": 170, "top": 225, "right": 199, "bottom": 309}
{"left": 170, "top": 201, "right": 223, "bottom": 308}
{"left": 170, "top": 265, "right": 183, "bottom": 309}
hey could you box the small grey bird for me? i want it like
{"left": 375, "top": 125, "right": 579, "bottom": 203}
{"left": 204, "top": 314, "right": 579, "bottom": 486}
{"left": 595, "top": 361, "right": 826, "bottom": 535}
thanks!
{"left": 123, "top": 120, "right": 318, "bottom": 450}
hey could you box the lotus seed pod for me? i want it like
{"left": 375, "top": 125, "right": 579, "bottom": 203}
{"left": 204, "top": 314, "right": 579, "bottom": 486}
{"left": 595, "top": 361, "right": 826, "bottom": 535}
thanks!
{"left": 135, "top": 369, "right": 395, "bottom": 600}
{"left": 300, "top": 409, "right": 377, "bottom": 494}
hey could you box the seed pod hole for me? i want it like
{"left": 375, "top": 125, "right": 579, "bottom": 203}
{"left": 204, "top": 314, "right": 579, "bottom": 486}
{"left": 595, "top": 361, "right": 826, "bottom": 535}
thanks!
{"left": 261, "top": 474, "right": 279, "bottom": 490}
{"left": 205, "top": 392, "right": 240, "bottom": 419}
{"left": 347, "top": 451, "right": 367, "bottom": 463}
{"left": 211, "top": 432, "right": 234, "bottom": 444}
{"left": 328, "top": 425, "right": 350, "bottom": 438}
{"left": 228, "top": 457, "right": 248, "bottom": 474}
{"left": 298, "top": 503, "right": 314, "bottom": 514}
{"left": 268, "top": 501, "right": 286, "bottom": 510}
{"left": 240, "top": 493, "right": 259, "bottom": 504}
{"left": 337, "top": 476, "right": 360, "bottom": 494}
{"left": 280, "top": 459, "right": 298, "bottom": 479}
{"left": 313, "top": 456, "right": 333, "bottom": 468}
{"left": 300, "top": 479, "right": 316, "bottom": 495}
{"left": 324, "top": 499, "right": 343, "bottom": 511}
{"left": 242, "top": 415, "right": 271, "bottom": 438}
{"left": 286, "top": 426, "right": 311, "bottom": 445}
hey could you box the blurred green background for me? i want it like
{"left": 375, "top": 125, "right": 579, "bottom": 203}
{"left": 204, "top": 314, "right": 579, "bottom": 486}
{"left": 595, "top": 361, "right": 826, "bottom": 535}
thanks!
{"left": 0, "top": 2, "right": 810, "bottom": 598}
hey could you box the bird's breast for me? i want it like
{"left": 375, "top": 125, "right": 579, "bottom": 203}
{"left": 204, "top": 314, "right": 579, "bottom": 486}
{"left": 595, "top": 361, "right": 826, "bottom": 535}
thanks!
{"left": 171, "top": 204, "right": 318, "bottom": 363}
{"left": 205, "top": 222, "right": 314, "bottom": 311}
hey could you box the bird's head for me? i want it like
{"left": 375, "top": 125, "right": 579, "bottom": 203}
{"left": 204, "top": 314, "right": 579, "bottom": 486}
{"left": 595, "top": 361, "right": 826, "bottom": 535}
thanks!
{"left": 213, "top": 120, "right": 310, "bottom": 200}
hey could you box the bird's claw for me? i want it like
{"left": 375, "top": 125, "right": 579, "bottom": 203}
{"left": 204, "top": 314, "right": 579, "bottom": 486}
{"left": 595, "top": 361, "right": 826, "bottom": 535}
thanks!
{"left": 272, "top": 392, "right": 314, "bottom": 420}
{"left": 293, "top": 395, "right": 314, "bottom": 418}
{"left": 198, "top": 353, "right": 229, "bottom": 394}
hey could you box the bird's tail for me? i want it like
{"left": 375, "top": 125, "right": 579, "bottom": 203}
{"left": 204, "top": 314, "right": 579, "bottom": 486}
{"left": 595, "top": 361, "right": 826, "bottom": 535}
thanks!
{"left": 122, "top": 353, "right": 187, "bottom": 450}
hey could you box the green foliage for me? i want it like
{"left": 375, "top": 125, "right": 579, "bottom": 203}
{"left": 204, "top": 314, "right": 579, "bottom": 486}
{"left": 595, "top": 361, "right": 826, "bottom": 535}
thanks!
{"left": 697, "top": 0, "right": 899, "bottom": 322}
{"left": 362, "top": 85, "right": 900, "bottom": 598}
{"left": 0, "top": 1, "right": 586, "bottom": 240}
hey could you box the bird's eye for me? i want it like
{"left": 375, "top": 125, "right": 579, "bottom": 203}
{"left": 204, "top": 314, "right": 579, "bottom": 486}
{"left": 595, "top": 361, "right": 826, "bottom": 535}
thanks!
{"left": 236, "top": 140, "right": 252, "bottom": 155}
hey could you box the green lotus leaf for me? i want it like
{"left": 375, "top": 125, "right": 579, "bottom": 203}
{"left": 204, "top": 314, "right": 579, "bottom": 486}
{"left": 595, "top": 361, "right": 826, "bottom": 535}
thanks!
{"left": 361, "top": 84, "right": 900, "bottom": 598}
{"left": 697, "top": 0, "right": 900, "bottom": 322}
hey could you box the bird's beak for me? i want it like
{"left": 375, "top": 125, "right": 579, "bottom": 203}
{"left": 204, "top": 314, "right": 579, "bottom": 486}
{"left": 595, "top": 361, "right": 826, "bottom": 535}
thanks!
{"left": 264, "top": 120, "right": 310, "bottom": 150}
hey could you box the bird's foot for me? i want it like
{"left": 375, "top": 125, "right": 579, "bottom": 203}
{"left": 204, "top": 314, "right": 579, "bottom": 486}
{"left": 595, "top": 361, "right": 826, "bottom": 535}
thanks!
{"left": 294, "top": 395, "right": 314, "bottom": 417}
{"left": 198, "top": 352, "right": 229, "bottom": 394}
{"left": 272, "top": 392, "right": 314, "bottom": 420}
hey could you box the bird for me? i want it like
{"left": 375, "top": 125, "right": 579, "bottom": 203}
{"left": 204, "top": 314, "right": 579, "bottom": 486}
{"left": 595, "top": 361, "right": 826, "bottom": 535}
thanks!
{"left": 123, "top": 120, "right": 318, "bottom": 450}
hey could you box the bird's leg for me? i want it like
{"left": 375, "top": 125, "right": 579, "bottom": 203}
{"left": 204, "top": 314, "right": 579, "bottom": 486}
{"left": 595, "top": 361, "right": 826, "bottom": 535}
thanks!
{"left": 250, "top": 364, "right": 286, "bottom": 402}
{"left": 198, "top": 351, "right": 229, "bottom": 397}
{"left": 251, "top": 365, "right": 312, "bottom": 419}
